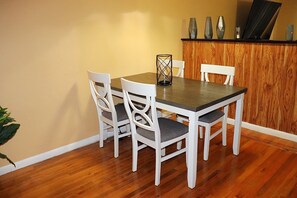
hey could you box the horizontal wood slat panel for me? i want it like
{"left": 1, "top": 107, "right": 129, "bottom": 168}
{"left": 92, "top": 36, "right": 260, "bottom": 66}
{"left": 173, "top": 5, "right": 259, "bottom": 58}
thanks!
{"left": 183, "top": 40, "right": 297, "bottom": 134}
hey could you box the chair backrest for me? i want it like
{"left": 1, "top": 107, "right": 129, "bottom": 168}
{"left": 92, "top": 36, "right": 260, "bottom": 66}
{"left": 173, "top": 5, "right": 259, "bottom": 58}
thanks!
{"left": 88, "top": 71, "right": 116, "bottom": 118}
{"left": 172, "top": 60, "right": 185, "bottom": 78}
{"left": 163, "top": 59, "right": 185, "bottom": 78}
{"left": 201, "top": 64, "right": 235, "bottom": 85}
{"left": 121, "top": 78, "right": 161, "bottom": 143}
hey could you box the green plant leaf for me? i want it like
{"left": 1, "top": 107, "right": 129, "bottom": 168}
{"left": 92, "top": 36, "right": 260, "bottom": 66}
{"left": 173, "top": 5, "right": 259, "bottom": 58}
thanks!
{"left": 0, "top": 107, "right": 8, "bottom": 119}
{"left": 0, "top": 106, "right": 15, "bottom": 126}
{"left": 0, "top": 152, "right": 16, "bottom": 167}
{"left": 0, "top": 123, "right": 20, "bottom": 145}
{"left": 0, "top": 106, "right": 20, "bottom": 166}
{"left": 0, "top": 116, "right": 15, "bottom": 126}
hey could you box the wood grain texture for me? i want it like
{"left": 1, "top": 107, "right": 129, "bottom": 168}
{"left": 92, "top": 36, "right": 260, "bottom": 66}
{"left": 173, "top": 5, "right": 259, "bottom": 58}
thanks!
{"left": 0, "top": 127, "right": 297, "bottom": 197}
{"left": 183, "top": 40, "right": 297, "bottom": 134}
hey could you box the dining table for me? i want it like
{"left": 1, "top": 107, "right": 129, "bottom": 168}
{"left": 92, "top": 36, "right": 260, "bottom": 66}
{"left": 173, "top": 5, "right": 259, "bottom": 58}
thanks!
{"left": 110, "top": 72, "right": 247, "bottom": 189}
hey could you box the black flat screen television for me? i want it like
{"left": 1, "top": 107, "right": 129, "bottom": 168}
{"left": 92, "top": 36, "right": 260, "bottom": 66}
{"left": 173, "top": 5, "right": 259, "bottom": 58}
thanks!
{"left": 240, "top": 0, "right": 282, "bottom": 40}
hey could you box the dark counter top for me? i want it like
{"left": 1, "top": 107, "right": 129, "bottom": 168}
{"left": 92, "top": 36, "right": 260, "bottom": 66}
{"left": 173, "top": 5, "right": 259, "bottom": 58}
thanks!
{"left": 181, "top": 38, "right": 297, "bottom": 45}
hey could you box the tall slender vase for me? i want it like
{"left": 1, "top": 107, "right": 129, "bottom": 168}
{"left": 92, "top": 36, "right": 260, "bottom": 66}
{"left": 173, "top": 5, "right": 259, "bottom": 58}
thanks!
{"left": 188, "top": 18, "right": 197, "bottom": 39}
{"left": 286, "top": 24, "right": 294, "bottom": 41}
{"left": 216, "top": 16, "right": 225, "bottom": 39}
{"left": 204, "top": 16, "right": 213, "bottom": 39}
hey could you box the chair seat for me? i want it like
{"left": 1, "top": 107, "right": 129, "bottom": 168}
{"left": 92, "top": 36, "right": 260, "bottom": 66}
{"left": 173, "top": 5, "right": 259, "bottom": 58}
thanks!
{"left": 198, "top": 109, "right": 224, "bottom": 123}
{"left": 137, "top": 118, "right": 188, "bottom": 142}
{"left": 102, "top": 103, "right": 128, "bottom": 121}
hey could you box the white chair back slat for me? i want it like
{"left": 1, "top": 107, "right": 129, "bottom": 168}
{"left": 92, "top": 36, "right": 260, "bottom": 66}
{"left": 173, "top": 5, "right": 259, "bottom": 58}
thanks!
{"left": 172, "top": 60, "right": 185, "bottom": 78}
{"left": 201, "top": 64, "right": 235, "bottom": 85}
{"left": 163, "top": 59, "right": 185, "bottom": 78}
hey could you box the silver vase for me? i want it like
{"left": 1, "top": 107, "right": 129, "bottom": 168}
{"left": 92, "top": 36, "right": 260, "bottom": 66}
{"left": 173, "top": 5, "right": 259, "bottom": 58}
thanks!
{"left": 286, "top": 24, "right": 294, "bottom": 41}
{"left": 204, "top": 16, "right": 213, "bottom": 39}
{"left": 216, "top": 16, "right": 225, "bottom": 39}
{"left": 188, "top": 18, "right": 197, "bottom": 39}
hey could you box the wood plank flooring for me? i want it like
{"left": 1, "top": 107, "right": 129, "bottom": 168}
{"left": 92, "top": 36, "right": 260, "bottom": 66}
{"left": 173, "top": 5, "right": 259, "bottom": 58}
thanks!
{"left": 1, "top": 126, "right": 297, "bottom": 197}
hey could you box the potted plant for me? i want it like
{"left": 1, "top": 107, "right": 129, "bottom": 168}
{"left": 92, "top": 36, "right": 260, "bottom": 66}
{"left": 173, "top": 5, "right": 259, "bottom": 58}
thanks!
{"left": 0, "top": 106, "right": 20, "bottom": 167}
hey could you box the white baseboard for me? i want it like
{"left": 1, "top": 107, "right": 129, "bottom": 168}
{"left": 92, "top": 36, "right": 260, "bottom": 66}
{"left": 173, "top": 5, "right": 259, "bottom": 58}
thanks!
{"left": 0, "top": 131, "right": 115, "bottom": 176}
{"left": 227, "top": 118, "right": 297, "bottom": 143}
{"left": 0, "top": 134, "right": 101, "bottom": 176}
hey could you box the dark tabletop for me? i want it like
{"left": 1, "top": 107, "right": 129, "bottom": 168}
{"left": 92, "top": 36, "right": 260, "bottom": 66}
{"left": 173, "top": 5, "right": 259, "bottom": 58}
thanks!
{"left": 111, "top": 72, "right": 247, "bottom": 112}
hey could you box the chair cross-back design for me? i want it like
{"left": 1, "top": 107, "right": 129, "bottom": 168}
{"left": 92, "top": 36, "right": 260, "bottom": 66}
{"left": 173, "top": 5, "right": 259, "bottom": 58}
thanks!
{"left": 121, "top": 78, "right": 188, "bottom": 186}
{"left": 88, "top": 71, "right": 131, "bottom": 158}
{"left": 199, "top": 64, "right": 235, "bottom": 161}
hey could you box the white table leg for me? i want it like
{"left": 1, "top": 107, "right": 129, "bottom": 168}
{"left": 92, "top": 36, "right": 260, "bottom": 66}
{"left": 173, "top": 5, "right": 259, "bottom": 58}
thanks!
{"left": 233, "top": 93, "right": 244, "bottom": 155}
{"left": 187, "top": 112, "right": 198, "bottom": 189}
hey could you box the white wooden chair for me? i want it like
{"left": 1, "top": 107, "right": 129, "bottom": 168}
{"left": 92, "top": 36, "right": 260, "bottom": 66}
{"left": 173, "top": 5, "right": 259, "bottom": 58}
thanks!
{"left": 199, "top": 64, "right": 235, "bottom": 161}
{"left": 88, "top": 71, "right": 131, "bottom": 158}
{"left": 161, "top": 60, "right": 185, "bottom": 118}
{"left": 160, "top": 59, "right": 184, "bottom": 78}
{"left": 172, "top": 60, "right": 185, "bottom": 78}
{"left": 121, "top": 78, "right": 188, "bottom": 186}
{"left": 176, "top": 64, "right": 235, "bottom": 160}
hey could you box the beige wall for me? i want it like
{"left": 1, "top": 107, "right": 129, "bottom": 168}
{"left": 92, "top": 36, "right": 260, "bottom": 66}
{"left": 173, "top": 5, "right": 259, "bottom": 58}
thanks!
{"left": 273, "top": 0, "right": 297, "bottom": 40}
{"left": 0, "top": 0, "right": 236, "bottom": 167}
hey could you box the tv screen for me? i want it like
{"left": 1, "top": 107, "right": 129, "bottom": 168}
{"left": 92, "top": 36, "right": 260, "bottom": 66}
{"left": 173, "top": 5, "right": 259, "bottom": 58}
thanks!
{"left": 241, "top": 0, "right": 282, "bottom": 40}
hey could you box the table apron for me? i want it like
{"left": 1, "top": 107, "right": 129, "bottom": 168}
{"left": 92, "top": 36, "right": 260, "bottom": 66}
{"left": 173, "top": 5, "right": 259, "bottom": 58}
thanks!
{"left": 196, "top": 94, "right": 242, "bottom": 117}
{"left": 112, "top": 89, "right": 242, "bottom": 118}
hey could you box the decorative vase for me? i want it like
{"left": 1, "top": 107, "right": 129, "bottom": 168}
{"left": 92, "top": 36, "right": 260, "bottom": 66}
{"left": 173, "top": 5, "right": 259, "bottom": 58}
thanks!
{"left": 286, "top": 24, "right": 294, "bottom": 41}
{"left": 235, "top": 26, "right": 241, "bottom": 39}
{"left": 204, "top": 16, "right": 213, "bottom": 39}
{"left": 216, "top": 16, "right": 225, "bottom": 39}
{"left": 188, "top": 18, "right": 197, "bottom": 39}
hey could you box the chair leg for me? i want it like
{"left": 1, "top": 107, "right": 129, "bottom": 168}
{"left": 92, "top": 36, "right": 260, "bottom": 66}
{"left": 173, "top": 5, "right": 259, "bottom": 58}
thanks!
{"left": 177, "top": 141, "right": 182, "bottom": 150}
{"left": 203, "top": 125, "right": 211, "bottom": 161}
{"left": 199, "top": 126, "right": 204, "bottom": 139}
{"left": 132, "top": 137, "right": 138, "bottom": 172}
{"left": 126, "top": 124, "right": 131, "bottom": 134}
{"left": 99, "top": 120, "right": 104, "bottom": 148}
{"left": 114, "top": 127, "right": 119, "bottom": 158}
{"left": 161, "top": 148, "right": 166, "bottom": 156}
{"left": 176, "top": 115, "right": 183, "bottom": 123}
{"left": 157, "top": 109, "right": 162, "bottom": 118}
{"left": 185, "top": 136, "right": 188, "bottom": 167}
{"left": 155, "top": 148, "right": 161, "bottom": 186}
{"left": 222, "top": 106, "right": 228, "bottom": 146}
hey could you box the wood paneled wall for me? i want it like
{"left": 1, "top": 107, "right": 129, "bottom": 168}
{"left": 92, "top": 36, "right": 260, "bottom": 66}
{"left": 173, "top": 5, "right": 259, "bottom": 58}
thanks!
{"left": 182, "top": 40, "right": 297, "bottom": 134}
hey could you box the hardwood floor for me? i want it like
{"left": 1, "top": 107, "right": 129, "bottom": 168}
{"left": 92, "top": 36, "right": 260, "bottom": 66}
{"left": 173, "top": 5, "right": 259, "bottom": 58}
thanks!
{"left": 1, "top": 126, "right": 297, "bottom": 197}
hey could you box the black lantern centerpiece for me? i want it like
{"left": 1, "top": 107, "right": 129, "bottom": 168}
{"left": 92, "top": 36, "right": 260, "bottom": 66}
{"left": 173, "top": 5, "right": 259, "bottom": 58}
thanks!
{"left": 156, "top": 54, "right": 172, "bottom": 86}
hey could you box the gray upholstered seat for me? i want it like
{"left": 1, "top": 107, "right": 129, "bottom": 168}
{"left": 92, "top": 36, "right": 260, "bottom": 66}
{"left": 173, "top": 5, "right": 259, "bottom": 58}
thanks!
{"left": 198, "top": 110, "right": 224, "bottom": 123}
{"left": 102, "top": 103, "right": 128, "bottom": 121}
{"left": 137, "top": 118, "right": 188, "bottom": 142}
